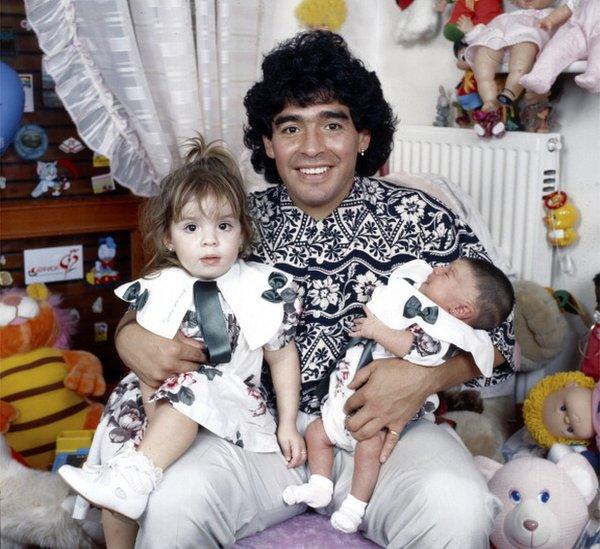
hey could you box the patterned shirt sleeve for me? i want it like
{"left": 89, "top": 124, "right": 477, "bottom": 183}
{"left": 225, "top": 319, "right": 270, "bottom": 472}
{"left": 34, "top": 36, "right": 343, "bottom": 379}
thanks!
{"left": 393, "top": 187, "right": 516, "bottom": 388}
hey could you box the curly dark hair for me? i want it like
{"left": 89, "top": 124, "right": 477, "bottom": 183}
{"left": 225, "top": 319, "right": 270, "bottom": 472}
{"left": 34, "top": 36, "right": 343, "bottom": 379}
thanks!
{"left": 243, "top": 31, "right": 397, "bottom": 185}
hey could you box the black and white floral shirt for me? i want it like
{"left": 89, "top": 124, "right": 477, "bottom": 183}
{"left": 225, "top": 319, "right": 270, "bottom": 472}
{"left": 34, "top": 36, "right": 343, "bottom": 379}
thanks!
{"left": 248, "top": 176, "right": 515, "bottom": 414}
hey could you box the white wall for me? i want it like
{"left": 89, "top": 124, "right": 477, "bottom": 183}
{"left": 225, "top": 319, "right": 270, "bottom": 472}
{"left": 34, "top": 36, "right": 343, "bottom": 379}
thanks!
{"left": 265, "top": 0, "right": 600, "bottom": 315}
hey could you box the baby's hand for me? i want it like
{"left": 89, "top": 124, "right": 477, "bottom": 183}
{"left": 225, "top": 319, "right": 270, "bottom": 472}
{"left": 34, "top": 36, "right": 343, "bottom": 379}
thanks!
{"left": 456, "top": 15, "right": 474, "bottom": 34}
{"left": 538, "top": 14, "right": 555, "bottom": 31}
{"left": 277, "top": 423, "right": 307, "bottom": 469}
{"left": 349, "top": 306, "right": 383, "bottom": 340}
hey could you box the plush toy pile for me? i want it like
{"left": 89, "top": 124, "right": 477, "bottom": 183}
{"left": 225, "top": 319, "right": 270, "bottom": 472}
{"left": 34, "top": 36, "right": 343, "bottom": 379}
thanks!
{"left": 0, "top": 284, "right": 105, "bottom": 469}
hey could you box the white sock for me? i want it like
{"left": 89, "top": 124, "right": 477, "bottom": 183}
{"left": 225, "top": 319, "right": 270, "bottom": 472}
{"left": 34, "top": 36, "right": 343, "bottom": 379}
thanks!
{"left": 330, "top": 494, "right": 368, "bottom": 534}
{"left": 282, "top": 474, "right": 333, "bottom": 508}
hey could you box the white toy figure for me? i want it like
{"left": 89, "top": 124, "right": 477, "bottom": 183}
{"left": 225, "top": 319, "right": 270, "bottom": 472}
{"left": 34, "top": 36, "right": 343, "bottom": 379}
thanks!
{"left": 394, "top": 0, "right": 441, "bottom": 45}
{"left": 476, "top": 447, "right": 598, "bottom": 549}
{"left": 0, "top": 435, "right": 100, "bottom": 549}
{"left": 520, "top": 0, "right": 600, "bottom": 94}
{"left": 31, "top": 161, "right": 59, "bottom": 198}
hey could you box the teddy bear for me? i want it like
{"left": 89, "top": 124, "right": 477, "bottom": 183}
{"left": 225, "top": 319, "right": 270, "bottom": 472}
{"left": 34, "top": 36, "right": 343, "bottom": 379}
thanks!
{"left": 520, "top": 0, "right": 600, "bottom": 95}
{"left": 0, "top": 434, "right": 102, "bottom": 549}
{"left": 476, "top": 447, "right": 598, "bottom": 549}
{"left": 0, "top": 283, "right": 105, "bottom": 469}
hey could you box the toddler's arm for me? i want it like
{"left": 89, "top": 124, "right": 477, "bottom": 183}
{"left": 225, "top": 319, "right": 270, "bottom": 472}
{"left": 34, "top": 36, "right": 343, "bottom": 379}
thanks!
{"left": 349, "top": 306, "right": 414, "bottom": 358}
{"left": 265, "top": 341, "right": 306, "bottom": 468}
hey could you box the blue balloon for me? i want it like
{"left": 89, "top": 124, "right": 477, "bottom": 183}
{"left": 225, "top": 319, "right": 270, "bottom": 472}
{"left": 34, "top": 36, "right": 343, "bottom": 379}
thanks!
{"left": 0, "top": 61, "right": 25, "bottom": 156}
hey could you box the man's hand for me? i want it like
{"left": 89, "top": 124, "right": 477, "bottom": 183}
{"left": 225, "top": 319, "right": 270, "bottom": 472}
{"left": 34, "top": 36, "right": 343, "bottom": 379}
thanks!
{"left": 349, "top": 306, "right": 385, "bottom": 340}
{"left": 115, "top": 312, "right": 206, "bottom": 388}
{"left": 344, "top": 358, "right": 433, "bottom": 463}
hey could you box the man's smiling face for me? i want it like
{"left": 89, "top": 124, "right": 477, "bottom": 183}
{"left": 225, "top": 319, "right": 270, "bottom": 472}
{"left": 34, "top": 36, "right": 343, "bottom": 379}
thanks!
{"left": 263, "top": 101, "right": 370, "bottom": 220}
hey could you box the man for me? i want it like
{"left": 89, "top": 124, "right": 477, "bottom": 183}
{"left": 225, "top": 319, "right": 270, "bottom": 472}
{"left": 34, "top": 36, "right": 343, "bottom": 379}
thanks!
{"left": 115, "top": 31, "right": 512, "bottom": 547}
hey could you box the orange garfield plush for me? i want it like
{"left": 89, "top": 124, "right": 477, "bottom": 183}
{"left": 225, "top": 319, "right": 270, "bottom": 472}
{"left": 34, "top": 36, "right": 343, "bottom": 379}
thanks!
{"left": 0, "top": 284, "right": 105, "bottom": 469}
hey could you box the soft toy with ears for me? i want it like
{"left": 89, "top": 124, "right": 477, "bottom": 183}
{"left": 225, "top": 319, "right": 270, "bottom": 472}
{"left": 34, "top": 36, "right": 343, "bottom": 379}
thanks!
{"left": 520, "top": 0, "right": 600, "bottom": 95}
{"left": 476, "top": 449, "right": 598, "bottom": 549}
{"left": 0, "top": 284, "right": 105, "bottom": 469}
{"left": 394, "top": 0, "right": 441, "bottom": 45}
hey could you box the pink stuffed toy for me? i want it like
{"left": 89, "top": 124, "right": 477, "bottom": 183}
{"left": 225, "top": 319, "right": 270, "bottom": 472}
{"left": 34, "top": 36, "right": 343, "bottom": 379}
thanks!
{"left": 520, "top": 0, "right": 600, "bottom": 94}
{"left": 476, "top": 448, "right": 598, "bottom": 549}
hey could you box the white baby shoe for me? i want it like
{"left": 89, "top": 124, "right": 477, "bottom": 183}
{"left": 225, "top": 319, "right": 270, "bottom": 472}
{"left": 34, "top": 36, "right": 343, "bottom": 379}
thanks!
{"left": 58, "top": 442, "right": 162, "bottom": 520}
{"left": 282, "top": 474, "right": 333, "bottom": 508}
{"left": 330, "top": 494, "right": 367, "bottom": 534}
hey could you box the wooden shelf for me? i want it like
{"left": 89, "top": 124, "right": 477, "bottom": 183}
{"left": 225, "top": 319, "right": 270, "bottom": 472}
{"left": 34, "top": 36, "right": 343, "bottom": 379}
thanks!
{"left": 0, "top": 194, "right": 144, "bottom": 277}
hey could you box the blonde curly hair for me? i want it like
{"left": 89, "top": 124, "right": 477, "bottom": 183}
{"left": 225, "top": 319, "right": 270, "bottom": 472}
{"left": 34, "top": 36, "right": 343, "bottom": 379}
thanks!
{"left": 523, "top": 371, "right": 595, "bottom": 447}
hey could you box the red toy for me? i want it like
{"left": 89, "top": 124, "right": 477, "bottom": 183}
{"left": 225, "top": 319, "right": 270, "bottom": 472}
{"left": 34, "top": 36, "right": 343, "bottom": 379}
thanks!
{"left": 437, "top": 0, "right": 503, "bottom": 42}
{"left": 581, "top": 273, "right": 600, "bottom": 382}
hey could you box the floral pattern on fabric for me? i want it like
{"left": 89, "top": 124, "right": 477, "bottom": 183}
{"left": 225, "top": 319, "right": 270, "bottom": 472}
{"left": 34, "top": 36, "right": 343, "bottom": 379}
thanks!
{"left": 103, "top": 376, "right": 147, "bottom": 446}
{"left": 248, "top": 177, "right": 515, "bottom": 415}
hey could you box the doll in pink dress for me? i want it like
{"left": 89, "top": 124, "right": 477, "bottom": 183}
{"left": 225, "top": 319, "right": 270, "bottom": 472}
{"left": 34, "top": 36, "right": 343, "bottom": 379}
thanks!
{"left": 458, "top": 0, "right": 576, "bottom": 113}
{"left": 520, "top": 0, "right": 600, "bottom": 94}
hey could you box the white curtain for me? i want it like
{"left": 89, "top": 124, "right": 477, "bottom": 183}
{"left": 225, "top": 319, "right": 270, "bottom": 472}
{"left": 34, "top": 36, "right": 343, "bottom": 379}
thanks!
{"left": 25, "top": 0, "right": 271, "bottom": 196}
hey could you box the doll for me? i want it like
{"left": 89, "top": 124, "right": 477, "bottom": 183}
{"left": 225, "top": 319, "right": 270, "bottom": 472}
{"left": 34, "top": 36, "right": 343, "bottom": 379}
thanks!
{"left": 520, "top": 0, "right": 600, "bottom": 94}
{"left": 523, "top": 371, "right": 599, "bottom": 451}
{"left": 454, "top": 39, "right": 483, "bottom": 126}
{"left": 458, "top": 0, "right": 575, "bottom": 113}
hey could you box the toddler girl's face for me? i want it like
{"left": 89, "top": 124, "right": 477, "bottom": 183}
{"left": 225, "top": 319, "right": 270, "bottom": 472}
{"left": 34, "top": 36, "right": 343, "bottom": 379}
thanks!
{"left": 514, "top": 0, "right": 555, "bottom": 9}
{"left": 542, "top": 382, "right": 594, "bottom": 440}
{"left": 166, "top": 196, "right": 243, "bottom": 280}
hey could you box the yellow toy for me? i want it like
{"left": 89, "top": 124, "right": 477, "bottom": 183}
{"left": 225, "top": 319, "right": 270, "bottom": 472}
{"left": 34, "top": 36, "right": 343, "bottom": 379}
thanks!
{"left": 0, "top": 283, "right": 105, "bottom": 469}
{"left": 523, "top": 370, "right": 596, "bottom": 447}
{"left": 543, "top": 190, "right": 579, "bottom": 247}
{"left": 295, "top": 0, "right": 347, "bottom": 31}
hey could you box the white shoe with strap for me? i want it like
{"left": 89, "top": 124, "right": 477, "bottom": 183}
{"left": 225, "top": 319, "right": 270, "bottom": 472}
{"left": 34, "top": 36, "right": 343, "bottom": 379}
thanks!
{"left": 58, "top": 442, "right": 162, "bottom": 520}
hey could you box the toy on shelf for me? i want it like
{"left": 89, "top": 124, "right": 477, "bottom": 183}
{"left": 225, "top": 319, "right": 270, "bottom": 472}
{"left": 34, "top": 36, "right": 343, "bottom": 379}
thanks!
{"left": 435, "top": 0, "right": 503, "bottom": 43}
{"left": 543, "top": 190, "right": 580, "bottom": 247}
{"left": 0, "top": 283, "right": 105, "bottom": 469}
{"left": 523, "top": 371, "right": 598, "bottom": 449}
{"left": 476, "top": 448, "right": 598, "bottom": 549}
{"left": 0, "top": 61, "right": 25, "bottom": 156}
{"left": 31, "top": 160, "right": 69, "bottom": 198}
{"left": 581, "top": 273, "right": 600, "bottom": 382}
{"left": 471, "top": 107, "right": 505, "bottom": 138}
{"left": 85, "top": 236, "right": 120, "bottom": 285}
{"left": 394, "top": 0, "right": 441, "bottom": 45}
{"left": 295, "top": 0, "right": 347, "bottom": 31}
{"left": 453, "top": 39, "right": 482, "bottom": 127}
{"left": 433, "top": 85, "right": 451, "bottom": 126}
{"left": 520, "top": 96, "right": 554, "bottom": 133}
{"left": 458, "top": 0, "right": 573, "bottom": 114}
{"left": 520, "top": 0, "right": 600, "bottom": 95}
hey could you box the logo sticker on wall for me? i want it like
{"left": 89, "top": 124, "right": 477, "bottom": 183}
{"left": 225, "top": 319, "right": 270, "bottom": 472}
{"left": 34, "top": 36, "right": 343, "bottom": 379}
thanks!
{"left": 24, "top": 245, "right": 84, "bottom": 284}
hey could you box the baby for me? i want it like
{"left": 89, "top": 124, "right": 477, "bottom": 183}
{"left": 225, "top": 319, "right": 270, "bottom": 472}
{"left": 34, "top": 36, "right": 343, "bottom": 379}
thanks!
{"left": 283, "top": 257, "right": 514, "bottom": 534}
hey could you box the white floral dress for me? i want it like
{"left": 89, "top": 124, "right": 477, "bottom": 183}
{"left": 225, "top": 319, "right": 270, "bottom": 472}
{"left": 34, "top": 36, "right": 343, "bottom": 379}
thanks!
{"left": 90, "top": 261, "right": 300, "bottom": 461}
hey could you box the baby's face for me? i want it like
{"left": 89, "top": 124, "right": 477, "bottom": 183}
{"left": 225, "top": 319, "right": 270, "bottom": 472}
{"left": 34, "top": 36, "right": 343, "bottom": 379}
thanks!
{"left": 515, "top": 0, "right": 555, "bottom": 9}
{"left": 542, "top": 383, "right": 594, "bottom": 440}
{"left": 419, "top": 260, "right": 479, "bottom": 318}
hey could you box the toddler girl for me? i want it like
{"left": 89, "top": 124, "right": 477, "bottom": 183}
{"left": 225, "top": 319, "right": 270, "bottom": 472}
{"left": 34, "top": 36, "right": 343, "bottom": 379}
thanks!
{"left": 58, "top": 137, "right": 306, "bottom": 532}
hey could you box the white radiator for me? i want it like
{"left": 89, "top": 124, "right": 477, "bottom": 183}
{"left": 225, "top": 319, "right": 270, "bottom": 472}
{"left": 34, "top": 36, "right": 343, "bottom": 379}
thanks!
{"left": 388, "top": 125, "right": 561, "bottom": 285}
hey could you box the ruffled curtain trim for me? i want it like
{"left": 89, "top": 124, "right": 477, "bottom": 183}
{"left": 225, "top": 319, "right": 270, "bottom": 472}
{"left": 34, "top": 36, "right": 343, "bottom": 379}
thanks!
{"left": 25, "top": 0, "right": 160, "bottom": 196}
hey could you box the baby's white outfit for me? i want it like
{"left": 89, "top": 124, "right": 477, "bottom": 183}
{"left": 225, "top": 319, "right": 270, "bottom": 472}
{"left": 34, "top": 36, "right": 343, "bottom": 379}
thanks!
{"left": 283, "top": 260, "right": 494, "bottom": 532}
{"left": 321, "top": 259, "right": 494, "bottom": 452}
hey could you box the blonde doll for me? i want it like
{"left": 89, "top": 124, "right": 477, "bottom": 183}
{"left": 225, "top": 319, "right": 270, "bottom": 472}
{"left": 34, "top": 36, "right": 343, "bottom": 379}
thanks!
{"left": 523, "top": 370, "right": 598, "bottom": 449}
{"left": 58, "top": 137, "right": 306, "bottom": 544}
{"left": 458, "top": 0, "right": 577, "bottom": 112}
